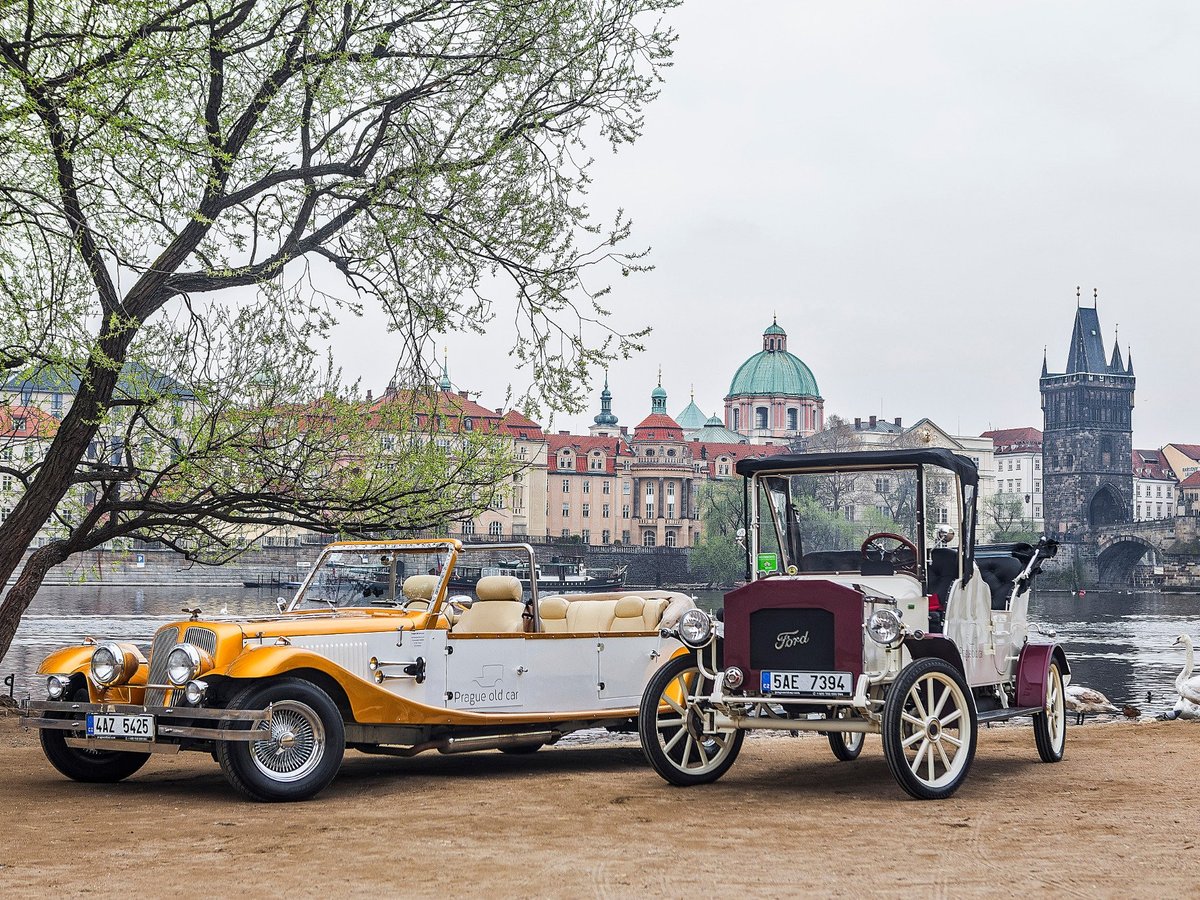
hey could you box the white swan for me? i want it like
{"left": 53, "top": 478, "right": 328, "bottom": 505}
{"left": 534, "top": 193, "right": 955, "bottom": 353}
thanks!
{"left": 1064, "top": 684, "right": 1119, "bottom": 725}
{"left": 1172, "top": 695, "right": 1200, "bottom": 720}
{"left": 1171, "top": 634, "right": 1200, "bottom": 706}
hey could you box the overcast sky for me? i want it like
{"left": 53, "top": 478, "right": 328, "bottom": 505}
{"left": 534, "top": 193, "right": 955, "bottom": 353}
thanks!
{"left": 330, "top": 1, "right": 1200, "bottom": 449}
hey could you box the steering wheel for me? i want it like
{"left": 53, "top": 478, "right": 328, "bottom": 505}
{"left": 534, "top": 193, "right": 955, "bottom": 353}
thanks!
{"left": 860, "top": 532, "right": 919, "bottom": 571}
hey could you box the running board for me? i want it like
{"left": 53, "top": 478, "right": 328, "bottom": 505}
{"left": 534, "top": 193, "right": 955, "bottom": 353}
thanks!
{"left": 976, "top": 705, "right": 1042, "bottom": 724}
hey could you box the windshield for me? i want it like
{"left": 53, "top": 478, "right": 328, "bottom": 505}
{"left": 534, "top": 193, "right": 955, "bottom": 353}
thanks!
{"left": 753, "top": 465, "right": 956, "bottom": 577}
{"left": 292, "top": 545, "right": 453, "bottom": 608}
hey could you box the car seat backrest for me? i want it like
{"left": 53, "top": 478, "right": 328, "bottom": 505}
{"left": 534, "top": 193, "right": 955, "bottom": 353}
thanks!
{"left": 610, "top": 596, "right": 647, "bottom": 632}
{"left": 539, "top": 596, "right": 569, "bottom": 633}
{"left": 402, "top": 574, "right": 439, "bottom": 604}
{"left": 475, "top": 575, "right": 523, "bottom": 601}
{"left": 642, "top": 597, "right": 670, "bottom": 630}
{"left": 565, "top": 598, "right": 619, "bottom": 633}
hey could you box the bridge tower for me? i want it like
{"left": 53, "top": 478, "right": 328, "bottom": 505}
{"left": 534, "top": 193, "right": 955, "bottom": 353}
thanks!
{"left": 1040, "top": 296, "right": 1135, "bottom": 538}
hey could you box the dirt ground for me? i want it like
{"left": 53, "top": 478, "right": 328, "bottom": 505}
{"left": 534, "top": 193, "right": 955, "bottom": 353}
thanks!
{"left": 0, "top": 714, "right": 1196, "bottom": 898}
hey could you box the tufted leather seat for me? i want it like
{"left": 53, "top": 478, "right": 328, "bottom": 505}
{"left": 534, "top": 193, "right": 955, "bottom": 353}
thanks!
{"left": 451, "top": 575, "right": 526, "bottom": 634}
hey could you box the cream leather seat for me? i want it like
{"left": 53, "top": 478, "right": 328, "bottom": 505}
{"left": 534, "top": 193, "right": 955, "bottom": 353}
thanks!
{"left": 565, "top": 598, "right": 618, "bottom": 633}
{"left": 610, "top": 596, "right": 648, "bottom": 632}
{"left": 402, "top": 574, "right": 439, "bottom": 611}
{"left": 539, "top": 596, "right": 569, "bottom": 633}
{"left": 641, "top": 597, "right": 669, "bottom": 630}
{"left": 452, "top": 575, "right": 526, "bottom": 634}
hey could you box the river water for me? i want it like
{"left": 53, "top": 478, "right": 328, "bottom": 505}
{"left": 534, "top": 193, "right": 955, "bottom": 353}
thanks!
{"left": 4, "top": 584, "right": 1198, "bottom": 716}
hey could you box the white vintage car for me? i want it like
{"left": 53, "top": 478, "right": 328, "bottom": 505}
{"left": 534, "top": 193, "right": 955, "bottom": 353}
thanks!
{"left": 26, "top": 540, "right": 693, "bottom": 801}
{"left": 638, "top": 448, "right": 1067, "bottom": 800}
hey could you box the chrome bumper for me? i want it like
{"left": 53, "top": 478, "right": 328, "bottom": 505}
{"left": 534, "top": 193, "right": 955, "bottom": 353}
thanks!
{"left": 22, "top": 700, "right": 272, "bottom": 751}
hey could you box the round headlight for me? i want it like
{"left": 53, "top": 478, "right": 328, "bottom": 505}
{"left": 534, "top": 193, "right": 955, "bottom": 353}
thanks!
{"left": 724, "top": 666, "right": 745, "bottom": 690}
{"left": 166, "top": 644, "right": 203, "bottom": 686}
{"left": 678, "top": 608, "right": 715, "bottom": 649}
{"left": 46, "top": 674, "right": 71, "bottom": 699}
{"left": 184, "top": 679, "right": 208, "bottom": 705}
{"left": 867, "top": 608, "right": 905, "bottom": 647}
{"left": 90, "top": 641, "right": 136, "bottom": 686}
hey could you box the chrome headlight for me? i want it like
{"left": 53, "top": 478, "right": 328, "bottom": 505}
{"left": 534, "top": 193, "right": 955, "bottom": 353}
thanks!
{"left": 184, "top": 679, "right": 208, "bottom": 705}
{"left": 166, "top": 643, "right": 203, "bottom": 686}
{"left": 90, "top": 641, "right": 137, "bottom": 686}
{"left": 866, "top": 608, "right": 905, "bottom": 647}
{"left": 46, "top": 673, "right": 72, "bottom": 699}
{"left": 678, "top": 609, "right": 715, "bottom": 649}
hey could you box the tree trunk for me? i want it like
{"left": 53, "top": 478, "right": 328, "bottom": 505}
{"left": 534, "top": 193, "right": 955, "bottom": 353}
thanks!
{"left": 0, "top": 542, "right": 69, "bottom": 665}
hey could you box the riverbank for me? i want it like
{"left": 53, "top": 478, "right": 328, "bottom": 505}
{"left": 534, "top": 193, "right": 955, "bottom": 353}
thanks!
{"left": 1, "top": 716, "right": 1196, "bottom": 897}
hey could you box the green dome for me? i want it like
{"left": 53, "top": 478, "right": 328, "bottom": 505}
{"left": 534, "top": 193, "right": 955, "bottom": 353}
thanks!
{"left": 764, "top": 320, "right": 786, "bottom": 336}
{"left": 727, "top": 349, "right": 819, "bottom": 398}
{"left": 676, "top": 399, "right": 707, "bottom": 430}
{"left": 651, "top": 384, "right": 667, "bottom": 400}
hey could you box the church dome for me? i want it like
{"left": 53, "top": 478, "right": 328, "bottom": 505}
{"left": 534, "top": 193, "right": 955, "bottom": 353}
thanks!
{"left": 727, "top": 320, "right": 820, "bottom": 399}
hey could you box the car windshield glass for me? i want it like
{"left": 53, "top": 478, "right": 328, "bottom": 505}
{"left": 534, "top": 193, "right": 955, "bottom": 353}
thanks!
{"left": 293, "top": 547, "right": 452, "bottom": 608}
{"left": 755, "top": 467, "right": 927, "bottom": 574}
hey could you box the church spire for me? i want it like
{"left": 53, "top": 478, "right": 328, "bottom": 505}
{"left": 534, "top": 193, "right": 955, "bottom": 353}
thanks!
{"left": 593, "top": 372, "right": 618, "bottom": 426}
{"left": 650, "top": 368, "right": 668, "bottom": 415}
{"left": 438, "top": 347, "right": 451, "bottom": 390}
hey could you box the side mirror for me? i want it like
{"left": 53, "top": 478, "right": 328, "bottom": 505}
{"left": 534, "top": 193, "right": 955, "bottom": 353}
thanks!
{"left": 276, "top": 596, "right": 288, "bottom": 612}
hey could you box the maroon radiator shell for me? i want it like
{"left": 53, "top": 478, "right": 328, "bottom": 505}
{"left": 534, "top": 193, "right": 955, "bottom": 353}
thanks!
{"left": 722, "top": 578, "right": 865, "bottom": 685}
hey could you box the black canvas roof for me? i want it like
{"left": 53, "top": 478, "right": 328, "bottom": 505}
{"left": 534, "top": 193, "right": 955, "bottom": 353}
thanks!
{"left": 735, "top": 447, "right": 979, "bottom": 487}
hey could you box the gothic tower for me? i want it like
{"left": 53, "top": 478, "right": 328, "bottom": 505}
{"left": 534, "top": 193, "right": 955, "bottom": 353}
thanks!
{"left": 1040, "top": 298, "right": 1135, "bottom": 537}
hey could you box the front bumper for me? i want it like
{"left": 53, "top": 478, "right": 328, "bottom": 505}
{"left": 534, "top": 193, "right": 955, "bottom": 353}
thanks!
{"left": 23, "top": 700, "right": 272, "bottom": 753}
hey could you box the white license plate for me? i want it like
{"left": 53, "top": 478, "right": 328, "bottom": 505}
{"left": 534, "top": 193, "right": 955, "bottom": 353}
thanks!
{"left": 761, "top": 670, "right": 851, "bottom": 697}
{"left": 86, "top": 713, "right": 155, "bottom": 741}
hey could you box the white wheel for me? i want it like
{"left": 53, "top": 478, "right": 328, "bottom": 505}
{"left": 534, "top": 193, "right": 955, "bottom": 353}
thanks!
{"left": 638, "top": 655, "right": 744, "bottom": 786}
{"left": 1033, "top": 661, "right": 1067, "bottom": 762}
{"left": 882, "top": 658, "right": 977, "bottom": 800}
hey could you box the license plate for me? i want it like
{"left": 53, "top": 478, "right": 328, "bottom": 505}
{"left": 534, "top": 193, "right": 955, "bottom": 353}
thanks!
{"left": 761, "top": 670, "right": 851, "bottom": 697}
{"left": 86, "top": 713, "right": 155, "bottom": 741}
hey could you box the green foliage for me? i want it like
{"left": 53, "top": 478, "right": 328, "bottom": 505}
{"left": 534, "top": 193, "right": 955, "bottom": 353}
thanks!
{"left": 691, "top": 480, "right": 744, "bottom": 585}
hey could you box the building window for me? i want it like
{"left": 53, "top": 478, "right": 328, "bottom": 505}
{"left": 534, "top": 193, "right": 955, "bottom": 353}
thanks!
{"left": 488, "top": 521, "right": 503, "bottom": 536}
{"left": 561, "top": 528, "right": 571, "bottom": 538}
{"left": 1034, "top": 458, "right": 1040, "bottom": 470}
{"left": 787, "top": 408, "right": 798, "bottom": 432}
{"left": 667, "top": 504, "right": 675, "bottom": 519}
{"left": 1, "top": 475, "right": 10, "bottom": 491}
{"left": 844, "top": 505, "right": 855, "bottom": 521}
{"left": 667, "top": 482, "right": 675, "bottom": 497}
{"left": 581, "top": 529, "right": 591, "bottom": 544}
{"left": 463, "top": 418, "right": 473, "bottom": 431}
{"left": 602, "top": 504, "right": 610, "bottom": 518}
{"left": 643, "top": 531, "right": 656, "bottom": 547}
{"left": 1034, "top": 479, "right": 1041, "bottom": 493}
{"left": 667, "top": 448, "right": 676, "bottom": 457}
{"left": 602, "top": 529, "right": 611, "bottom": 543}
{"left": 582, "top": 503, "right": 590, "bottom": 518}
{"left": 14, "top": 417, "right": 26, "bottom": 432}
{"left": 602, "top": 481, "right": 611, "bottom": 495}
{"left": 621, "top": 530, "right": 631, "bottom": 544}
{"left": 1016, "top": 459, "right": 1021, "bottom": 470}
{"left": 646, "top": 483, "right": 654, "bottom": 497}
{"left": 461, "top": 520, "right": 475, "bottom": 535}
{"left": 665, "top": 531, "right": 677, "bottom": 548}
{"left": 732, "top": 408, "right": 740, "bottom": 431}
{"left": 645, "top": 448, "right": 655, "bottom": 457}
{"left": 938, "top": 507, "right": 949, "bottom": 524}
{"left": 623, "top": 482, "right": 630, "bottom": 494}
{"left": 583, "top": 481, "right": 590, "bottom": 494}
{"left": 645, "top": 503, "right": 655, "bottom": 520}
{"left": 1034, "top": 505, "right": 1042, "bottom": 518}
{"left": 562, "top": 503, "right": 570, "bottom": 517}
{"left": 875, "top": 477, "right": 889, "bottom": 493}
{"left": 755, "top": 407, "right": 768, "bottom": 430}
{"left": 562, "top": 479, "right": 570, "bottom": 493}
{"left": 622, "top": 504, "right": 631, "bottom": 518}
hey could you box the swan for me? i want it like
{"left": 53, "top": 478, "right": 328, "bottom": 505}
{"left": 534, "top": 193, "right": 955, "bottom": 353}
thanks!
{"left": 1171, "top": 634, "right": 1200, "bottom": 706}
{"left": 1171, "top": 695, "right": 1200, "bottom": 721}
{"left": 1064, "top": 684, "right": 1119, "bottom": 725}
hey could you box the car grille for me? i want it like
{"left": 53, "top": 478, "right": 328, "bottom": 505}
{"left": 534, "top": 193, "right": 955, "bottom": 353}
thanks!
{"left": 145, "top": 627, "right": 181, "bottom": 706}
{"left": 144, "top": 626, "right": 216, "bottom": 706}
{"left": 749, "top": 608, "right": 836, "bottom": 672}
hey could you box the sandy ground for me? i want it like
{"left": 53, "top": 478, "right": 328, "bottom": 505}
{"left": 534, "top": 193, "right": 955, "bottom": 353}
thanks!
{"left": 0, "top": 713, "right": 1196, "bottom": 898}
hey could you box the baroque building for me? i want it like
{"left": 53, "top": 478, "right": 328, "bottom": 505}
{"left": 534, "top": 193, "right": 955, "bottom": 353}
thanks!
{"left": 1040, "top": 303, "right": 1134, "bottom": 537}
{"left": 724, "top": 318, "right": 823, "bottom": 444}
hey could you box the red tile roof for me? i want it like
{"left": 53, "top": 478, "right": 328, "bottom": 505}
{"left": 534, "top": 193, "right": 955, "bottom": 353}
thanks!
{"left": 981, "top": 427, "right": 1042, "bottom": 453}
{"left": 633, "top": 413, "right": 683, "bottom": 441}
{"left": 1179, "top": 471, "right": 1200, "bottom": 490}
{"left": 498, "top": 410, "right": 544, "bottom": 439}
{"left": 547, "top": 434, "right": 629, "bottom": 473}
{"left": 0, "top": 405, "right": 58, "bottom": 439}
{"left": 1132, "top": 449, "right": 1173, "bottom": 481}
{"left": 1167, "top": 443, "right": 1200, "bottom": 461}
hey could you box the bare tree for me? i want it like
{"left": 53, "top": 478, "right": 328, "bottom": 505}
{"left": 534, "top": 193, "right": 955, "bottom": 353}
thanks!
{"left": 0, "top": 0, "right": 679, "bottom": 661}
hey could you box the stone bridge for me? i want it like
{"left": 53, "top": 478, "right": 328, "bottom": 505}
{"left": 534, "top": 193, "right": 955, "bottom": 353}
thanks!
{"left": 1089, "top": 518, "right": 1193, "bottom": 586}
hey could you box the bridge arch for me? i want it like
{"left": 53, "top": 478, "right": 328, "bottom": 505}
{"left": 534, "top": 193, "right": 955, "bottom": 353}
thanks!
{"left": 1095, "top": 536, "right": 1154, "bottom": 586}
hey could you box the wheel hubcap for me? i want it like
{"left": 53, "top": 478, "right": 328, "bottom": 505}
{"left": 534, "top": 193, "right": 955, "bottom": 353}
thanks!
{"left": 249, "top": 700, "right": 325, "bottom": 782}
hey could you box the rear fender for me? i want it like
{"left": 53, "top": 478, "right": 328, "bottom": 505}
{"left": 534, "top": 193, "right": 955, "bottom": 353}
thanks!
{"left": 1016, "top": 643, "right": 1070, "bottom": 708}
{"left": 901, "top": 636, "right": 966, "bottom": 675}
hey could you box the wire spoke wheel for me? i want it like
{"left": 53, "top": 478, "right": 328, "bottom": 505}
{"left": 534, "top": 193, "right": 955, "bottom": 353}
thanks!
{"left": 639, "top": 654, "right": 744, "bottom": 786}
{"left": 249, "top": 700, "right": 326, "bottom": 783}
{"left": 883, "top": 658, "right": 977, "bottom": 800}
{"left": 1033, "top": 661, "right": 1068, "bottom": 763}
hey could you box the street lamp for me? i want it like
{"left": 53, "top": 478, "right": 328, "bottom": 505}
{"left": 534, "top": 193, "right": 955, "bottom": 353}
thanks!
{"left": 1024, "top": 493, "right": 1032, "bottom": 535}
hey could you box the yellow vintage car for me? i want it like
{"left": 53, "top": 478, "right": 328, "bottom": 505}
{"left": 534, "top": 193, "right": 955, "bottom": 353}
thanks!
{"left": 25, "top": 540, "right": 694, "bottom": 801}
